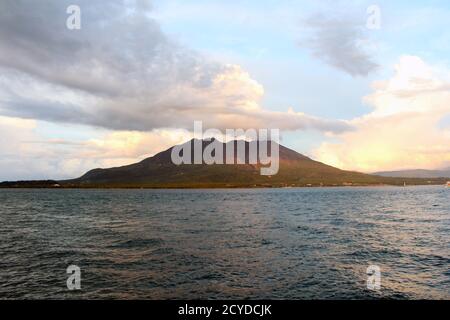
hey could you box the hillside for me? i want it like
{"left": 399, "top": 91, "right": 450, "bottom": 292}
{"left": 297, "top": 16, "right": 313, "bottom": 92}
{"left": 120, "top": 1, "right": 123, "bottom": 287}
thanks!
{"left": 374, "top": 168, "right": 450, "bottom": 179}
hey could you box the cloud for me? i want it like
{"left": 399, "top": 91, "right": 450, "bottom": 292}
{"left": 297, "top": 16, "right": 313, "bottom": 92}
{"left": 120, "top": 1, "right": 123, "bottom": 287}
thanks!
{"left": 0, "top": 113, "right": 193, "bottom": 180}
{"left": 0, "top": 116, "right": 58, "bottom": 180}
{"left": 0, "top": 0, "right": 350, "bottom": 134}
{"left": 300, "top": 13, "right": 379, "bottom": 77}
{"left": 314, "top": 56, "right": 450, "bottom": 172}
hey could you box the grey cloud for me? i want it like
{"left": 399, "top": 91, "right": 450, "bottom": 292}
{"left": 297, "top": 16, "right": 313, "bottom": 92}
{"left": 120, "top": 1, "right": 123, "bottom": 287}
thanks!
{"left": 0, "top": 98, "right": 94, "bottom": 125}
{"left": 0, "top": 0, "right": 352, "bottom": 134}
{"left": 1, "top": 95, "right": 352, "bottom": 134}
{"left": 301, "top": 13, "right": 378, "bottom": 77}
{"left": 0, "top": 0, "right": 209, "bottom": 97}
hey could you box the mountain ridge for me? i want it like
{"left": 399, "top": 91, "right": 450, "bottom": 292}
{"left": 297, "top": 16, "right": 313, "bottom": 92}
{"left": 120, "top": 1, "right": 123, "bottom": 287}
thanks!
{"left": 374, "top": 168, "right": 450, "bottom": 179}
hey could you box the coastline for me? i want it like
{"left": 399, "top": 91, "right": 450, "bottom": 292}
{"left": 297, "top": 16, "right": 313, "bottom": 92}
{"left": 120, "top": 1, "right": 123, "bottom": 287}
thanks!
{"left": 0, "top": 180, "right": 448, "bottom": 189}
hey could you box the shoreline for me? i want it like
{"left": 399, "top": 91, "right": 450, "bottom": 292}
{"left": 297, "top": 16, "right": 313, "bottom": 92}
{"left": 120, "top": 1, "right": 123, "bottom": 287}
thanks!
{"left": 0, "top": 183, "right": 447, "bottom": 190}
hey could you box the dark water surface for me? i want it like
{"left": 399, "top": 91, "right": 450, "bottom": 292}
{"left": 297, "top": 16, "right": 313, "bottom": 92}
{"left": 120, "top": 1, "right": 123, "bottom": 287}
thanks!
{"left": 0, "top": 186, "right": 449, "bottom": 299}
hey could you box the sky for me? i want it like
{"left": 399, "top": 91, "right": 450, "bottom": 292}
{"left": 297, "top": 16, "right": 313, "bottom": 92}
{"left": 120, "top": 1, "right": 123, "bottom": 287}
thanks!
{"left": 1, "top": 0, "right": 450, "bottom": 180}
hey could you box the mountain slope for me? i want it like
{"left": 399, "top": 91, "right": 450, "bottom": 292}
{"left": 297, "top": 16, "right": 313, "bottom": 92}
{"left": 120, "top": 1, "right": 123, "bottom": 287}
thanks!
{"left": 60, "top": 139, "right": 447, "bottom": 188}
{"left": 374, "top": 169, "right": 450, "bottom": 179}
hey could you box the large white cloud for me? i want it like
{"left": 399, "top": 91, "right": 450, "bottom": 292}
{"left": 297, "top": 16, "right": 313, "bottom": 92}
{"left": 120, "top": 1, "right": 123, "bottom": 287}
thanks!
{"left": 0, "top": 0, "right": 350, "bottom": 134}
{"left": 314, "top": 56, "right": 450, "bottom": 172}
{"left": 0, "top": 0, "right": 356, "bottom": 180}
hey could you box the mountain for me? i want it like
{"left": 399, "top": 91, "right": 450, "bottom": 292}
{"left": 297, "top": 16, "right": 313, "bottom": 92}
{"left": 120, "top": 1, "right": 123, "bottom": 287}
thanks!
{"left": 54, "top": 139, "right": 446, "bottom": 188}
{"left": 2, "top": 139, "right": 447, "bottom": 188}
{"left": 374, "top": 168, "right": 450, "bottom": 179}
